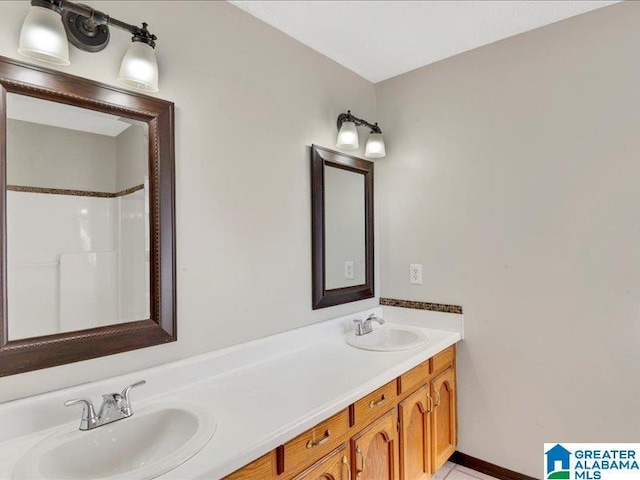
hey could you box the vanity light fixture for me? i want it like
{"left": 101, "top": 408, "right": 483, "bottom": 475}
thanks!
{"left": 336, "top": 110, "right": 386, "bottom": 159}
{"left": 18, "top": 0, "right": 160, "bottom": 92}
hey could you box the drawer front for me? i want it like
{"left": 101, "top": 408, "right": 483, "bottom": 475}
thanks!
{"left": 352, "top": 380, "right": 398, "bottom": 428}
{"left": 283, "top": 409, "right": 350, "bottom": 477}
{"left": 399, "top": 358, "right": 431, "bottom": 395}
{"left": 225, "top": 452, "right": 277, "bottom": 480}
{"left": 291, "top": 444, "right": 349, "bottom": 480}
{"left": 432, "top": 345, "right": 455, "bottom": 374}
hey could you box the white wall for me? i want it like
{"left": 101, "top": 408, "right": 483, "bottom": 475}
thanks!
{"left": 0, "top": 1, "right": 378, "bottom": 401}
{"left": 6, "top": 192, "right": 118, "bottom": 339}
{"left": 375, "top": 2, "right": 640, "bottom": 476}
{"left": 118, "top": 189, "right": 150, "bottom": 322}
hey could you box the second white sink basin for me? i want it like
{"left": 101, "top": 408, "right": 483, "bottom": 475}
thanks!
{"left": 13, "top": 402, "right": 216, "bottom": 480}
{"left": 347, "top": 325, "right": 428, "bottom": 352}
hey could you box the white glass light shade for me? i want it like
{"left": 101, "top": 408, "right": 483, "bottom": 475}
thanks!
{"left": 18, "top": 6, "right": 70, "bottom": 66}
{"left": 365, "top": 132, "right": 386, "bottom": 158}
{"left": 118, "top": 41, "right": 159, "bottom": 93}
{"left": 336, "top": 121, "right": 359, "bottom": 149}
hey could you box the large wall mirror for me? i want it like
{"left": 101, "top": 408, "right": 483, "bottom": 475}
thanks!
{"left": 0, "top": 56, "right": 176, "bottom": 376}
{"left": 311, "top": 145, "right": 374, "bottom": 309}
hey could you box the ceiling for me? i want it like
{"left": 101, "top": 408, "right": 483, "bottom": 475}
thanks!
{"left": 229, "top": 0, "right": 619, "bottom": 83}
{"left": 7, "top": 94, "right": 131, "bottom": 137}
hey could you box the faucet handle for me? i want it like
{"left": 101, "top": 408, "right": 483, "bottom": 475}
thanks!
{"left": 353, "top": 318, "right": 365, "bottom": 335}
{"left": 64, "top": 398, "right": 97, "bottom": 430}
{"left": 120, "top": 380, "right": 146, "bottom": 414}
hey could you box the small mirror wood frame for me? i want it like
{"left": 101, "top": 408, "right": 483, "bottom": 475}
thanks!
{"left": 311, "top": 145, "right": 374, "bottom": 309}
{"left": 0, "top": 55, "right": 176, "bottom": 377}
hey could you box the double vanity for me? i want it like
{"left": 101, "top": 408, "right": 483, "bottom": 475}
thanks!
{"left": 0, "top": 53, "right": 462, "bottom": 480}
{"left": 0, "top": 307, "right": 462, "bottom": 480}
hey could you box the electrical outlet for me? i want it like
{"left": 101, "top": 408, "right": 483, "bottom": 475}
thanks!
{"left": 344, "top": 261, "right": 354, "bottom": 279}
{"left": 410, "top": 264, "right": 423, "bottom": 284}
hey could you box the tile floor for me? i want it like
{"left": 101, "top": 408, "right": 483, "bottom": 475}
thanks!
{"left": 433, "top": 462, "right": 500, "bottom": 480}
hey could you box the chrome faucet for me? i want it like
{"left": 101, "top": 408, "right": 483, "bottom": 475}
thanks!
{"left": 353, "top": 313, "right": 385, "bottom": 336}
{"left": 65, "top": 380, "right": 146, "bottom": 430}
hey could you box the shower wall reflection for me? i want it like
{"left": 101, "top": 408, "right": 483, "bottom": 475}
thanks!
{"left": 6, "top": 94, "right": 150, "bottom": 340}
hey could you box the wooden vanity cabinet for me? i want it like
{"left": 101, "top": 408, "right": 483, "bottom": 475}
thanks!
{"left": 225, "top": 345, "right": 457, "bottom": 480}
{"left": 351, "top": 408, "right": 399, "bottom": 480}
{"left": 431, "top": 366, "right": 457, "bottom": 472}
{"left": 398, "top": 385, "right": 432, "bottom": 480}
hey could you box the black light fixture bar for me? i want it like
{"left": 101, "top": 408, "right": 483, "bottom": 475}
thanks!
{"left": 33, "top": 0, "right": 157, "bottom": 49}
{"left": 336, "top": 110, "right": 382, "bottom": 134}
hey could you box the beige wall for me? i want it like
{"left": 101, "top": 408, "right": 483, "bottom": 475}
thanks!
{"left": 8, "top": 117, "right": 147, "bottom": 193}
{"left": 375, "top": 2, "right": 640, "bottom": 476}
{"left": 116, "top": 122, "right": 148, "bottom": 191}
{"left": 7, "top": 119, "right": 117, "bottom": 192}
{"left": 0, "top": 1, "right": 378, "bottom": 401}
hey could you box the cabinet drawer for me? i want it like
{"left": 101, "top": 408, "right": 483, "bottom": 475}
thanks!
{"left": 399, "top": 358, "right": 431, "bottom": 395}
{"left": 283, "top": 409, "right": 350, "bottom": 477}
{"left": 352, "top": 380, "right": 398, "bottom": 429}
{"left": 225, "top": 451, "right": 277, "bottom": 480}
{"left": 291, "top": 444, "right": 349, "bottom": 480}
{"left": 432, "top": 345, "right": 455, "bottom": 374}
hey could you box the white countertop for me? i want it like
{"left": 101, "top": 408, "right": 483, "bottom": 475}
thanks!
{"left": 0, "top": 306, "right": 462, "bottom": 479}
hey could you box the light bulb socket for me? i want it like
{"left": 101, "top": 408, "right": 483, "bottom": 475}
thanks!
{"left": 132, "top": 22, "right": 157, "bottom": 48}
{"left": 30, "top": 0, "right": 62, "bottom": 14}
{"left": 336, "top": 110, "right": 354, "bottom": 131}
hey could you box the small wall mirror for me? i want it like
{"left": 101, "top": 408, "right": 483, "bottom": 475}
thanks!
{"left": 311, "top": 145, "right": 374, "bottom": 309}
{"left": 0, "top": 56, "right": 176, "bottom": 376}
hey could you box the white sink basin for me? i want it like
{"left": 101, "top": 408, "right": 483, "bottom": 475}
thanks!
{"left": 13, "top": 403, "right": 216, "bottom": 480}
{"left": 347, "top": 325, "right": 428, "bottom": 352}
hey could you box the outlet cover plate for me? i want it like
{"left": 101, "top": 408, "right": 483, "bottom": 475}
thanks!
{"left": 410, "top": 264, "right": 423, "bottom": 284}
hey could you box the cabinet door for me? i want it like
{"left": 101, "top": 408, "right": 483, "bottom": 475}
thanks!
{"left": 351, "top": 408, "right": 399, "bottom": 480}
{"left": 292, "top": 444, "right": 351, "bottom": 480}
{"left": 398, "top": 385, "right": 432, "bottom": 480}
{"left": 431, "top": 367, "right": 457, "bottom": 472}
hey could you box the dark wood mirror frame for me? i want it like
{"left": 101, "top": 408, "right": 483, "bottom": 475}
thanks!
{"left": 311, "top": 145, "right": 374, "bottom": 309}
{"left": 0, "top": 55, "right": 176, "bottom": 377}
